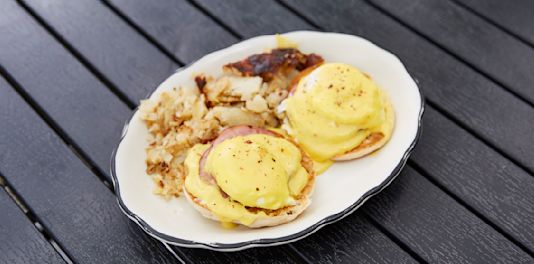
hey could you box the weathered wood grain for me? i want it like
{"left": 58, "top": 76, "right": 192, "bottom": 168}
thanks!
{"left": 179, "top": 213, "right": 418, "bottom": 264}
{"left": 106, "top": 0, "right": 237, "bottom": 63}
{"left": 186, "top": 2, "right": 413, "bottom": 262}
{"left": 22, "top": 0, "right": 178, "bottom": 104}
{"left": 4, "top": 1, "right": 307, "bottom": 262}
{"left": 282, "top": 0, "right": 534, "bottom": 172}
{"left": 197, "top": 0, "right": 534, "bottom": 257}
{"left": 194, "top": 0, "right": 313, "bottom": 37}
{"left": 291, "top": 212, "right": 416, "bottom": 263}
{"left": 0, "top": 0, "right": 130, "bottom": 181}
{"left": 179, "top": 246, "right": 304, "bottom": 264}
{"left": 0, "top": 2, "right": 303, "bottom": 263}
{"left": 413, "top": 107, "right": 534, "bottom": 253}
{"left": 0, "top": 188, "right": 64, "bottom": 264}
{"left": 102, "top": 1, "right": 424, "bottom": 261}
{"left": 459, "top": 0, "right": 534, "bottom": 45}
{"left": 103, "top": 0, "right": 534, "bottom": 262}
{"left": 370, "top": 0, "right": 534, "bottom": 104}
{"left": 0, "top": 76, "right": 178, "bottom": 263}
{"left": 362, "top": 167, "right": 532, "bottom": 263}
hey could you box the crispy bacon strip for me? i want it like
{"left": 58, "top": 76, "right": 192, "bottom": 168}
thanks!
{"left": 224, "top": 48, "right": 324, "bottom": 81}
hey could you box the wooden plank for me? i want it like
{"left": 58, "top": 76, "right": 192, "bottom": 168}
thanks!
{"left": 370, "top": 0, "right": 534, "bottom": 105}
{"left": 193, "top": 0, "right": 534, "bottom": 257}
{"left": 177, "top": 214, "right": 417, "bottom": 263}
{"left": 0, "top": 2, "right": 301, "bottom": 263}
{"left": 278, "top": 1, "right": 532, "bottom": 262}
{"left": 362, "top": 167, "right": 532, "bottom": 263}
{"left": 0, "top": 77, "right": 179, "bottom": 263}
{"left": 121, "top": 0, "right": 525, "bottom": 256}
{"left": 0, "top": 189, "right": 64, "bottom": 264}
{"left": 412, "top": 107, "right": 534, "bottom": 253}
{"left": 194, "top": 0, "right": 314, "bottom": 37}
{"left": 281, "top": 0, "right": 534, "bottom": 172}
{"left": 98, "top": 0, "right": 534, "bottom": 260}
{"left": 292, "top": 212, "right": 416, "bottom": 263}
{"left": 105, "top": 0, "right": 237, "bottom": 63}
{"left": 22, "top": 0, "right": 178, "bottom": 104}
{"left": 62, "top": 0, "right": 301, "bottom": 261}
{"left": 2, "top": 2, "right": 303, "bottom": 262}
{"left": 0, "top": 0, "right": 130, "bottom": 181}
{"left": 459, "top": 0, "right": 534, "bottom": 45}
{"left": 187, "top": 1, "right": 415, "bottom": 262}
{"left": 103, "top": 1, "right": 421, "bottom": 261}
{"left": 179, "top": 246, "right": 304, "bottom": 264}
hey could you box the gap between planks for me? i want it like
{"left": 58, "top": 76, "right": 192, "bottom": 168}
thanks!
{"left": 408, "top": 160, "right": 534, "bottom": 258}
{"left": 283, "top": 0, "right": 534, "bottom": 175}
{"left": 365, "top": 0, "right": 534, "bottom": 110}
{"left": 96, "top": 0, "right": 514, "bottom": 261}
{"left": 425, "top": 99, "right": 534, "bottom": 178}
{"left": 148, "top": 1, "right": 421, "bottom": 261}
{"left": 125, "top": 1, "right": 422, "bottom": 261}
{"left": 6, "top": 1, "right": 275, "bottom": 263}
{"left": 0, "top": 51, "right": 189, "bottom": 264}
{"left": 5, "top": 3, "right": 189, "bottom": 263}
{"left": 100, "top": 2, "right": 312, "bottom": 262}
{"left": 449, "top": 0, "right": 534, "bottom": 50}
{"left": 100, "top": 0, "right": 185, "bottom": 66}
{"left": 0, "top": 174, "right": 74, "bottom": 264}
{"left": 16, "top": 0, "right": 136, "bottom": 109}
{"left": 186, "top": 0, "right": 243, "bottom": 39}
{"left": 0, "top": 64, "right": 114, "bottom": 192}
{"left": 275, "top": 0, "right": 325, "bottom": 30}
{"left": 12, "top": 0, "right": 533, "bottom": 261}
{"left": 12, "top": 0, "right": 130, "bottom": 191}
{"left": 280, "top": 0, "right": 534, "bottom": 178}
{"left": 275, "top": 0, "right": 534, "bottom": 258}
{"left": 362, "top": 213, "right": 427, "bottom": 263}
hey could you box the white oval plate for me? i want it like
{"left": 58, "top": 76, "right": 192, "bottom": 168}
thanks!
{"left": 111, "top": 31, "right": 423, "bottom": 251}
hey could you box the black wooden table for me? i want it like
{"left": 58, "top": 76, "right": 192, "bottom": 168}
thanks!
{"left": 1, "top": 0, "right": 533, "bottom": 263}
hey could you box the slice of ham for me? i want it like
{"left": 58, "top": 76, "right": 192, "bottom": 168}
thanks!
{"left": 199, "top": 125, "right": 279, "bottom": 186}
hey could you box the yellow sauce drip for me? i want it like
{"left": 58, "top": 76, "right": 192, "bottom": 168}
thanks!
{"left": 313, "top": 159, "right": 334, "bottom": 175}
{"left": 276, "top": 34, "right": 298, "bottom": 48}
{"left": 221, "top": 222, "right": 237, "bottom": 229}
{"left": 269, "top": 127, "right": 332, "bottom": 176}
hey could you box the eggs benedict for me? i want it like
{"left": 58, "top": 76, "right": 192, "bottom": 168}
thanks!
{"left": 183, "top": 125, "right": 315, "bottom": 228}
{"left": 282, "top": 63, "right": 395, "bottom": 165}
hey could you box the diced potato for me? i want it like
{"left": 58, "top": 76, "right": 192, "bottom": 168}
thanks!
{"left": 139, "top": 72, "right": 291, "bottom": 198}
{"left": 246, "top": 94, "right": 269, "bottom": 113}
{"left": 207, "top": 106, "right": 264, "bottom": 127}
{"left": 227, "top": 76, "right": 262, "bottom": 100}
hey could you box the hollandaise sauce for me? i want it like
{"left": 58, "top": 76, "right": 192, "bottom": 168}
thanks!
{"left": 276, "top": 34, "right": 298, "bottom": 48}
{"left": 285, "top": 63, "right": 393, "bottom": 162}
{"left": 269, "top": 127, "right": 332, "bottom": 175}
{"left": 184, "top": 134, "right": 310, "bottom": 227}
